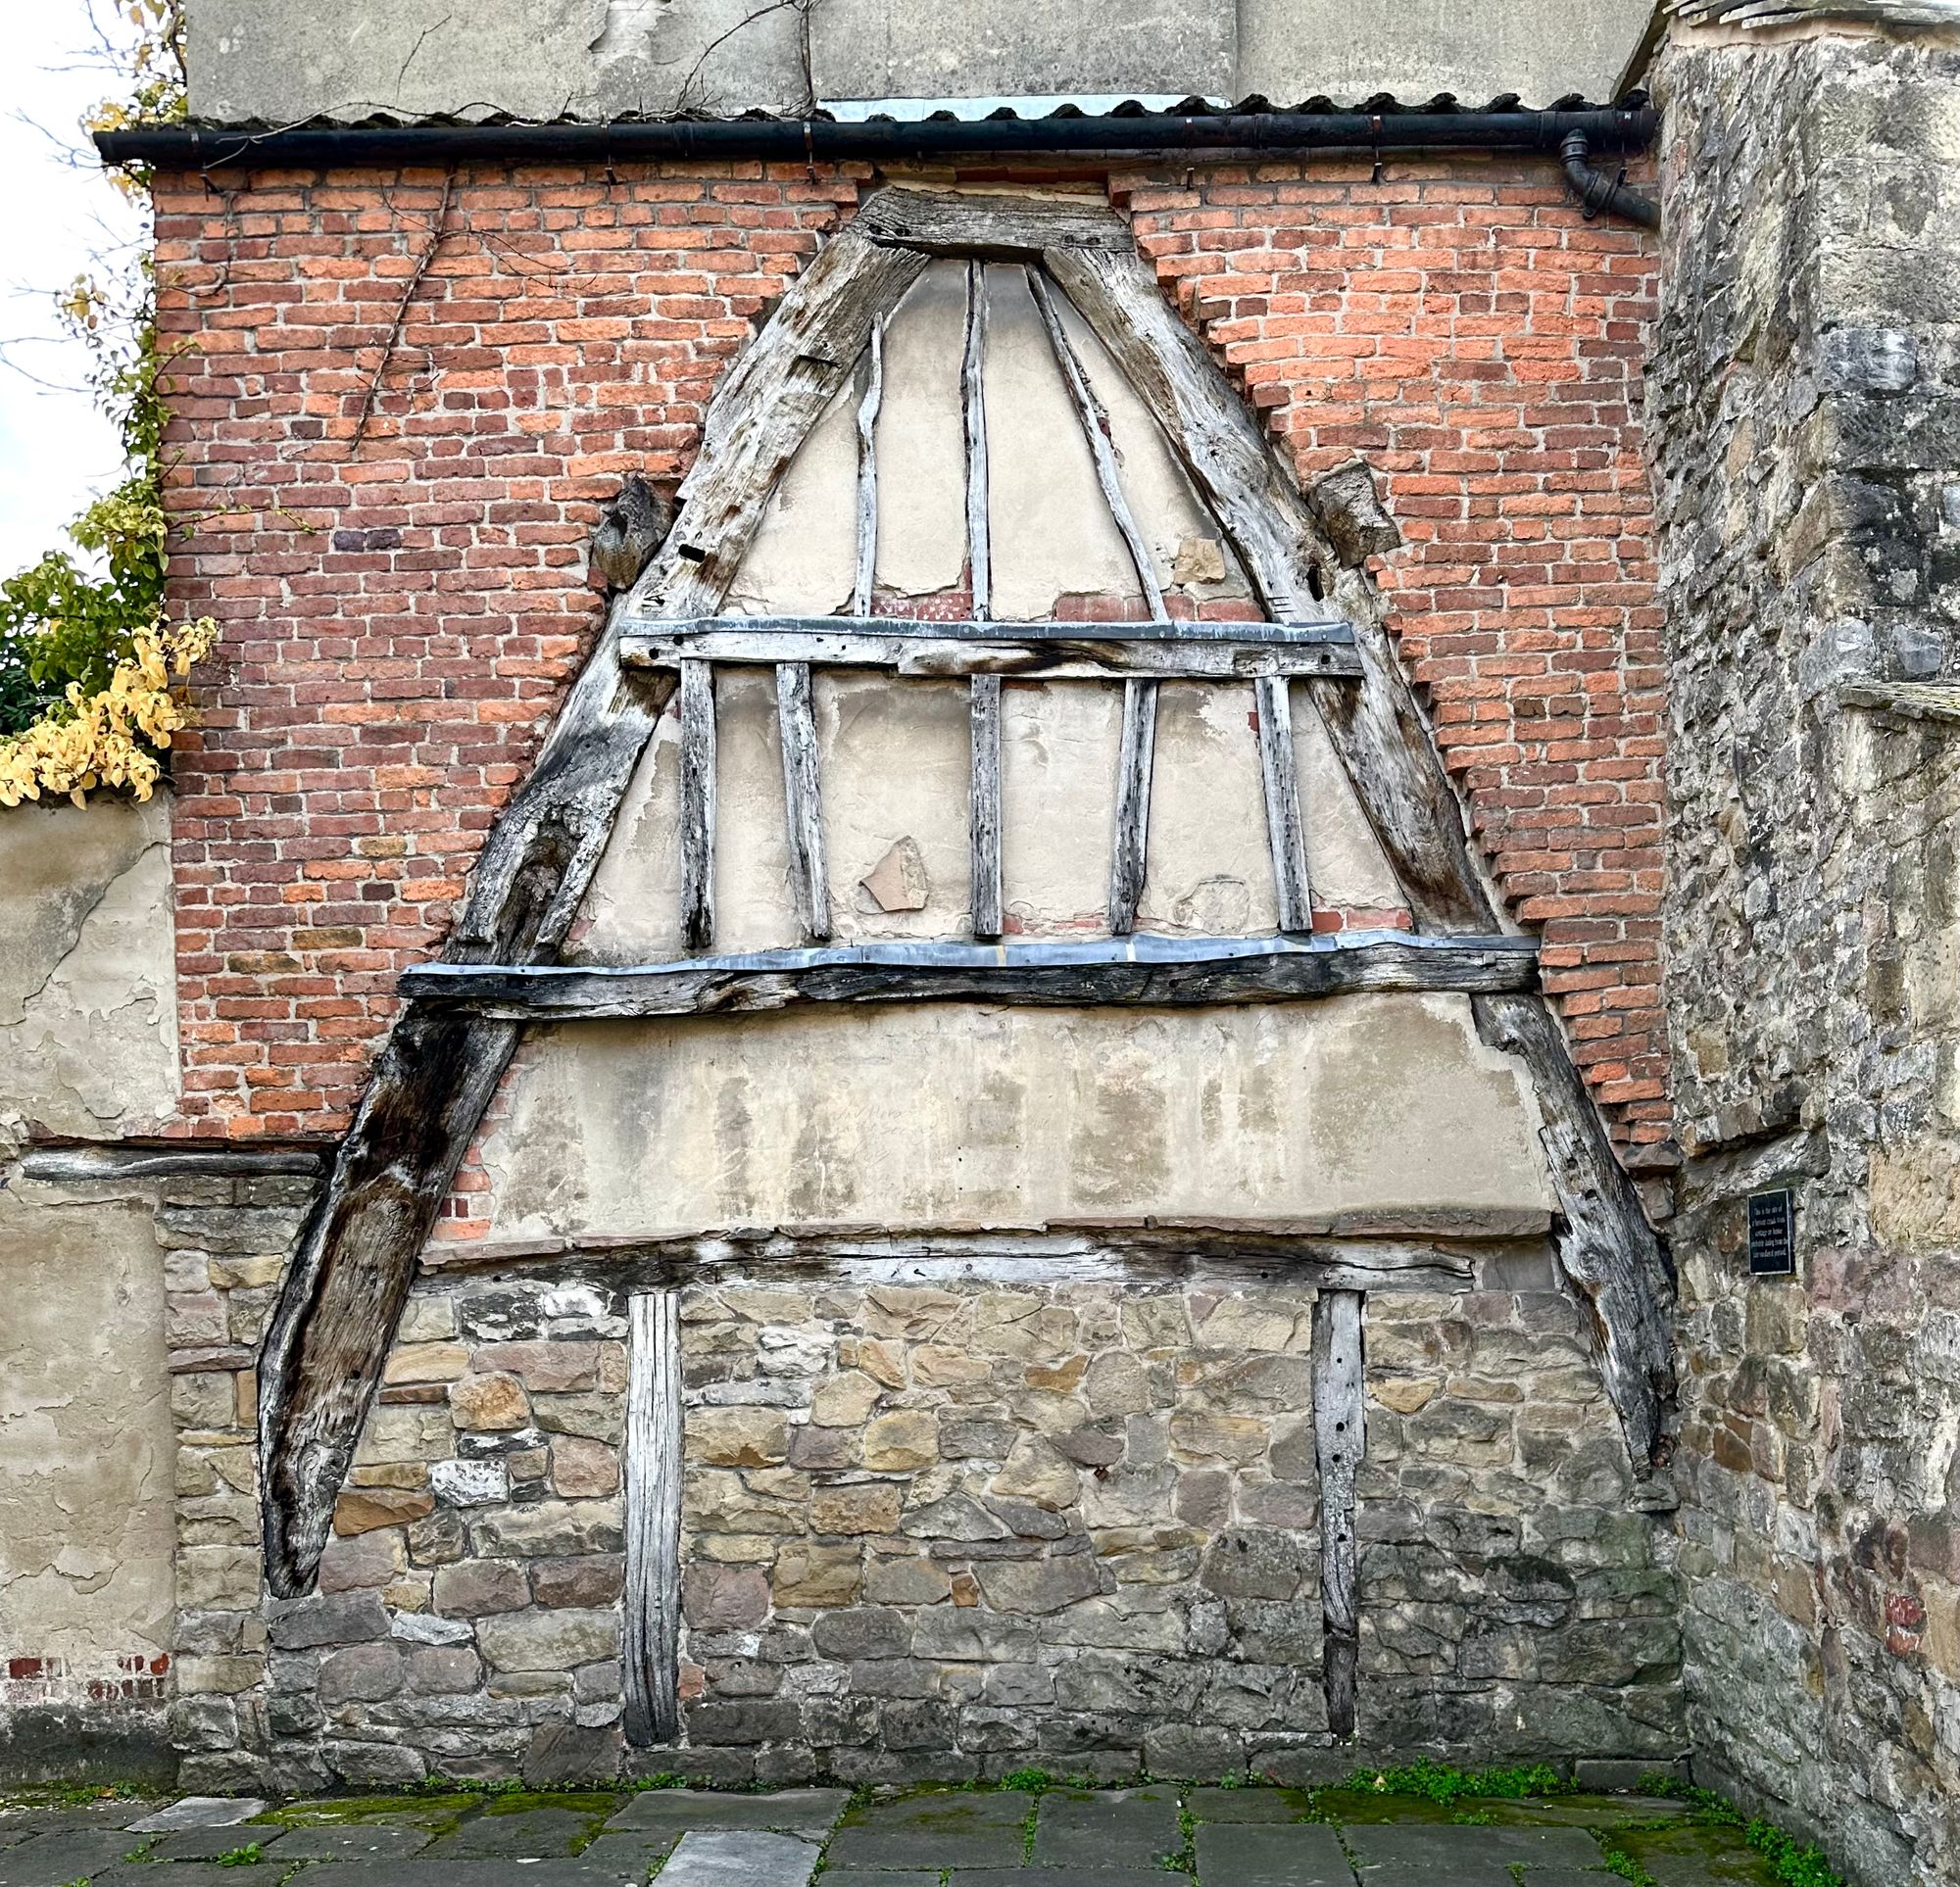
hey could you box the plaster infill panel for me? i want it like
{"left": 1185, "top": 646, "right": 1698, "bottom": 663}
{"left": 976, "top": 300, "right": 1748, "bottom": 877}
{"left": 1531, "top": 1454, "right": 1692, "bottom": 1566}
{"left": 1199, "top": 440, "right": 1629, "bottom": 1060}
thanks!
{"left": 0, "top": 796, "right": 179, "bottom": 1136}
{"left": 574, "top": 664, "right": 1405, "bottom": 953}
{"left": 0, "top": 1184, "right": 173, "bottom": 1666}
{"left": 476, "top": 994, "right": 1553, "bottom": 1243}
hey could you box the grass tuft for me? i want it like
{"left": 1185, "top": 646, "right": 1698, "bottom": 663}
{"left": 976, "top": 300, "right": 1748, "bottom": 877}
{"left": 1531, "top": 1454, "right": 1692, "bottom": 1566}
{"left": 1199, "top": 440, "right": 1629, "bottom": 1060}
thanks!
{"left": 1351, "top": 1759, "right": 1572, "bottom": 1808}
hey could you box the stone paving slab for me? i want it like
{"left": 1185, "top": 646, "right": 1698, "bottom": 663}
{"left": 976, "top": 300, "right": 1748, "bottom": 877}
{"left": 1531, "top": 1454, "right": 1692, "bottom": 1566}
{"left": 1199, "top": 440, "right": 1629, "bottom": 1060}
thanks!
{"left": 129, "top": 1800, "right": 267, "bottom": 1835}
{"left": 1031, "top": 1787, "right": 1181, "bottom": 1869}
{"left": 606, "top": 1787, "right": 849, "bottom": 1835}
{"left": 1345, "top": 1823, "right": 1608, "bottom": 1869}
{"left": 295, "top": 1863, "right": 625, "bottom": 1887}
{"left": 150, "top": 1826, "right": 284, "bottom": 1861}
{"left": 423, "top": 1809, "right": 604, "bottom": 1860}
{"left": 577, "top": 1830, "right": 687, "bottom": 1873}
{"left": 268, "top": 1824, "right": 435, "bottom": 1862}
{"left": 953, "top": 1872, "right": 1191, "bottom": 1887}
{"left": 1194, "top": 1821, "right": 1358, "bottom": 1885}
{"left": 1186, "top": 1786, "right": 1316, "bottom": 1823}
{"left": 94, "top": 1867, "right": 259, "bottom": 1887}
{"left": 0, "top": 1832, "right": 143, "bottom": 1886}
{"left": 814, "top": 1874, "right": 940, "bottom": 1886}
{"left": 656, "top": 1828, "right": 820, "bottom": 1887}
{"left": 825, "top": 1789, "right": 1031, "bottom": 1873}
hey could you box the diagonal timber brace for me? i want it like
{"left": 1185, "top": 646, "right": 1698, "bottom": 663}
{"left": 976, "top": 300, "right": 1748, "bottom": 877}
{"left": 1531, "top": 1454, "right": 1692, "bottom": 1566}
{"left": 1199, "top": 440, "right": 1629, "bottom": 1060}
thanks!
{"left": 259, "top": 184, "right": 1673, "bottom": 1599}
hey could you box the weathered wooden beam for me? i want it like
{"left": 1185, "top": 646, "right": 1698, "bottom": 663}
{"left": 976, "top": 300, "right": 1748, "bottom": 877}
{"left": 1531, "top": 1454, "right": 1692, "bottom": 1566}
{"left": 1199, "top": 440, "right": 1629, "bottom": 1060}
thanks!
{"left": 623, "top": 1290, "right": 683, "bottom": 1747}
{"left": 1313, "top": 1287, "right": 1365, "bottom": 1739}
{"left": 962, "top": 260, "right": 992, "bottom": 620}
{"left": 1042, "top": 240, "right": 1677, "bottom": 1471}
{"left": 421, "top": 1225, "right": 1484, "bottom": 1295}
{"left": 775, "top": 660, "right": 830, "bottom": 942}
{"left": 1254, "top": 675, "right": 1313, "bottom": 934}
{"left": 678, "top": 658, "right": 715, "bottom": 953}
{"left": 623, "top": 626, "right": 1362, "bottom": 682}
{"left": 399, "top": 931, "right": 1540, "bottom": 1018}
{"left": 258, "top": 225, "right": 933, "bottom": 1597}
{"left": 21, "top": 1141, "right": 326, "bottom": 1182}
{"left": 631, "top": 614, "right": 1350, "bottom": 647}
{"left": 1107, "top": 680, "right": 1157, "bottom": 935}
{"left": 852, "top": 322, "right": 884, "bottom": 618}
{"left": 970, "top": 674, "right": 1004, "bottom": 941}
{"left": 1026, "top": 267, "right": 1168, "bottom": 621}
{"left": 858, "top": 186, "right": 1135, "bottom": 258}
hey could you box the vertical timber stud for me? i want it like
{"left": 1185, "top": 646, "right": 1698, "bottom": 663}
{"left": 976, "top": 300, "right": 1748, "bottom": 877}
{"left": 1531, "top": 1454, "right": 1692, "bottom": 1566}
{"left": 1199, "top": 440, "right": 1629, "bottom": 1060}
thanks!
{"left": 970, "top": 676, "right": 1004, "bottom": 940}
{"left": 1042, "top": 236, "right": 1675, "bottom": 1473}
{"left": 1026, "top": 266, "right": 1169, "bottom": 936}
{"left": 679, "top": 659, "right": 716, "bottom": 952}
{"left": 624, "top": 1290, "right": 683, "bottom": 1746}
{"left": 776, "top": 660, "right": 831, "bottom": 941}
{"left": 1254, "top": 675, "right": 1313, "bottom": 933}
{"left": 853, "top": 321, "right": 884, "bottom": 618}
{"left": 258, "top": 224, "right": 931, "bottom": 1595}
{"left": 1313, "top": 1288, "right": 1365, "bottom": 1738}
{"left": 962, "top": 260, "right": 1004, "bottom": 938}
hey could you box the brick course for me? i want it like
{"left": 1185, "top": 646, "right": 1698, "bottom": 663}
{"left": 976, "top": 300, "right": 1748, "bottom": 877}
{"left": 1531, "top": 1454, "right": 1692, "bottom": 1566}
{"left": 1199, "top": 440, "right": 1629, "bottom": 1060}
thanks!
{"left": 156, "top": 157, "right": 1663, "bottom": 1145}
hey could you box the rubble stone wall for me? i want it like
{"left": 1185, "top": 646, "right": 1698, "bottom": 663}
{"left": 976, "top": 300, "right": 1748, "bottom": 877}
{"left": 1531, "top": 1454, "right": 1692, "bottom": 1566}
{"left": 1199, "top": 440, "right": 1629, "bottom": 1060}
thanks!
{"left": 160, "top": 1229, "right": 1682, "bottom": 1792}
{"left": 1649, "top": 23, "right": 1960, "bottom": 1887}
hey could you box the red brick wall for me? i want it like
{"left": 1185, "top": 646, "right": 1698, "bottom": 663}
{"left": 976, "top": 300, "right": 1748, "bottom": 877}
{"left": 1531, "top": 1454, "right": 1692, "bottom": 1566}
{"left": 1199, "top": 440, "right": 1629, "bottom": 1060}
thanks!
{"left": 156, "top": 156, "right": 1664, "bottom": 1148}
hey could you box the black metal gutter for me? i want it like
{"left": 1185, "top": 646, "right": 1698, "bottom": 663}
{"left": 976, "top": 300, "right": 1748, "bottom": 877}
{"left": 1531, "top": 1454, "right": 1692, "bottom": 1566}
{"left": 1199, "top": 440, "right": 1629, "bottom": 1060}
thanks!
{"left": 95, "top": 106, "right": 1656, "bottom": 173}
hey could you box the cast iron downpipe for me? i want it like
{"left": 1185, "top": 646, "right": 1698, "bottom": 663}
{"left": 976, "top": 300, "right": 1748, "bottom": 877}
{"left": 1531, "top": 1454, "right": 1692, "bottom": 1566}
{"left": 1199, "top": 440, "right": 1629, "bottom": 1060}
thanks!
{"left": 97, "top": 108, "right": 1658, "bottom": 222}
{"left": 1559, "top": 128, "right": 1659, "bottom": 227}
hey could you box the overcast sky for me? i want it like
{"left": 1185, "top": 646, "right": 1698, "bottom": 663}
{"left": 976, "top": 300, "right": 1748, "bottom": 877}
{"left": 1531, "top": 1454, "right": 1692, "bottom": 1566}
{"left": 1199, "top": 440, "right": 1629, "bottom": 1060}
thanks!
{"left": 0, "top": 1, "right": 142, "bottom": 579}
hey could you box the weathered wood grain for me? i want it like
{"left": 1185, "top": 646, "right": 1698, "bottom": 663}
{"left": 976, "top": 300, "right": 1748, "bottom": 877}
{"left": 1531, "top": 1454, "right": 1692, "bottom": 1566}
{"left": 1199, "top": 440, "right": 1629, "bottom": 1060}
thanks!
{"left": 970, "top": 674, "right": 1004, "bottom": 940}
{"left": 1107, "top": 680, "right": 1158, "bottom": 935}
{"left": 1043, "top": 240, "right": 1676, "bottom": 1471}
{"left": 858, "top": 186, "right": 1135, "bottom": 258}
{"left": 1472, "top": 992, "right": 1675, "bottom": 1466}
{"left": 259, "top": 226, "right": 930, "bottom": 1597}
{"left": 853, "top": 322, "right": 884, "bottom": 618}
{"left": 775, "top": 660, "right": 831, "bottom": 942}
{"left": 962, "top": 260, "right": 992, "bottom": 620}
{"left": 1313, "top": 1287, "right": 1365, "bottom": 1738}
{"left": 400, "top": 932, "right": 1540, "bottom": 1017}
{"left": 1026, "top": 267, "right": 1168, "bottom": 621}
{"left": 623, "top": 1290, "right": 683, "bottom": 1747}
{"left": 623, "top": 626, "right": 1362, "bottom": 682}
{"left": 424, "top": 1225, "right": 1484, "bottom": 1296}
{"left": 678, "top": 658, "right": 716, "bottom": 952}
{"left": 1254, "top": 675, "right": 1313, "bottom": 934}
{"left": 633, "top": 613, "right": 1351, "bottom": 646}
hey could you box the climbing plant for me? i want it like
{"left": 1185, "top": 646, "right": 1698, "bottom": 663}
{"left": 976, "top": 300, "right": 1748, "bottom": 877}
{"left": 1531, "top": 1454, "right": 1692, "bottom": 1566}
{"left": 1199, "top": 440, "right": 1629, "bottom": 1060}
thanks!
{"left": 0, "top": 0, "right": 217, "bottom": 807}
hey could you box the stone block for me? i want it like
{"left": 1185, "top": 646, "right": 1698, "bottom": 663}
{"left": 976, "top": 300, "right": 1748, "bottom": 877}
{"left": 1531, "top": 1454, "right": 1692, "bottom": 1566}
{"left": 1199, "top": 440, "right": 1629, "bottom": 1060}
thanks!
{"left": 862, "top": 1411, "right": 939, "bottom": 1471}
{"left": 477, "top": 1607, "right": 622, "bottom": 1671}
{"left": 334, "top": 1486, "right": 434, "bottom": 1535}
{"left": 433, "top": 1558, "right": 532, "bottom": 1617}
{"left": 688, "top": 1407, "right": 792, "bottom": 1467}
{"left": 684, "top": 1563, "right": 773, "bottom": 1629}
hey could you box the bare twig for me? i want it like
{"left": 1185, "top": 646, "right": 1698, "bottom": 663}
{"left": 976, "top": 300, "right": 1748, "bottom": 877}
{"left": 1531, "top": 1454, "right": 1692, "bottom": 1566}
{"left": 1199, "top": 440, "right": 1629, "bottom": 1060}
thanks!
{"left": 347, "top": 175, "right": 454, "bottom": 460}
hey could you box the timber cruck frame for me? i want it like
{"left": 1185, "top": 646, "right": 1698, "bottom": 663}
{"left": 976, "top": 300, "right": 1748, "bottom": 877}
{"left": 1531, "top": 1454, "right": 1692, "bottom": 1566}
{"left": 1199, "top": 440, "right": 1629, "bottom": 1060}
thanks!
{"left": 256, "top": 187, "right": 1675, "bottom": 1655}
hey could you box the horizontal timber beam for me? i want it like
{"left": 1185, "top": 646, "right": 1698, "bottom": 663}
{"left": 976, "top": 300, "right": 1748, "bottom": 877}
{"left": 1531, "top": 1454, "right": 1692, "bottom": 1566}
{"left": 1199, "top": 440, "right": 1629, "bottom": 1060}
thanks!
{"left": 398, "top": 931, "right": 1539, "bottom": 1019}
{"left": 620, "top": 616, "right": 1360, "bottom": 682}
{"left": 418, "top": 1224, "right": 1503, "bottom": 1295}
